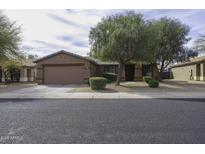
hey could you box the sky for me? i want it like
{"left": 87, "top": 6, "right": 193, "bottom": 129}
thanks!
{"left": 3, "top": 9, "right": 205, "bottom": 57}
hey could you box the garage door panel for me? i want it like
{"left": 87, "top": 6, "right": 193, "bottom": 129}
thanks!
{"left": 44, "top": 66, "right": 84, "bottom": 84}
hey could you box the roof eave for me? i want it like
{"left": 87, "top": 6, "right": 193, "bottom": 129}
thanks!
{"left": 171, "top": 60, "right": 205, "bottom": 68}
{"left": 33, "top": 50, "right": 98, "bottom": 65}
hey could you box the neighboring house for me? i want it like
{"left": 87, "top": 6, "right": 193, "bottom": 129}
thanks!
{"left": 171, "top": 56, "right": 205, "bottom": 81}
{"left": 34, "top": 50, "right": 158, "bottom": 84}
{"left": 0, "top": 60, "right": 36, "bottom": 83}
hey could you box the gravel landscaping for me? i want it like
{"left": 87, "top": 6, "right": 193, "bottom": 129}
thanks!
{"left": 68, "top": 80, "right": 205, "bottom": 93}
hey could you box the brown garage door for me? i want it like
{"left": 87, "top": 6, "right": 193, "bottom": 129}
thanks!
{"left": 44, "top": 65, "right": 84, "bottom": 84}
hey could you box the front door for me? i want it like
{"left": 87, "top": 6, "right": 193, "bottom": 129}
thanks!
{"left": 0, "top": 67, "right": 2, "bottom": 82}
{"left": 125, "top": 64, "right": 135, "bottom": 81}
{"left": 27, "top": 69, "right": 31, "bottom": 82}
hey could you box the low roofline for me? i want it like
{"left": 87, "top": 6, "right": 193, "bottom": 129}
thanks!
{"left": 34, "top": 50, "right": 120, "bottom": 65}
{"left": 22, "top": 64, "right": 36, "bottom": 68}
{"left": 171, "top": 59, "right": 205, "bottom": 68}
{"left": 96, "top": 63, "right": 118, "bottom": 66}
{"left": 33, "top": 50, "right": 98, "bottom": 65}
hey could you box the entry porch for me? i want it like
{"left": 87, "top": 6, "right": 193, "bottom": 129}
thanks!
{"left": 0, "top": 66, "right": 36, "bottom": 83}
{"left": 97, "top": 62, "right": 159, "bottom": 81}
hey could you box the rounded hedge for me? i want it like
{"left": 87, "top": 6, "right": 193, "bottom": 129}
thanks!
{"left": 143, "top": 76, "right": 152, "bottom": 84}
{"left": 89, "top": 77, "right": 107, "bottom": 90}
{"left": 148, "top": 79, "right": 159, "bottom": 88}
{"left": 102, "top": 72, "right": 117, "bottom": 82}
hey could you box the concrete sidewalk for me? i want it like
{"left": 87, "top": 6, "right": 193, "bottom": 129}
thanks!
{"left": 1, "top": 91, "right": 205, "bottom": 99}
{"left": 66, "top": 92, "right": 205, "bottom": 99}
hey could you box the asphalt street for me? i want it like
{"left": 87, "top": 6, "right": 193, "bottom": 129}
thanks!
{"left": 0, "top": 98, "right": 204, "bottom": 144}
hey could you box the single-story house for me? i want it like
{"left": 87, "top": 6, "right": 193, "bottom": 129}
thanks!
{"left": 0, "top": 60, "right": 36, "bottom": 83}
{"left": 34, "top": 50, "right": 159, "bottom": 84}
{"left": 171, "top": 56, "right": 205, "bottom": 81}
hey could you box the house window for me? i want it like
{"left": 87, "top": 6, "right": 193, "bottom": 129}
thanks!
{"left": 142, "top": 64, "right": 151, "bottom": 76}
{"left": 103, "top": 66, "right": 117, "bottom": 74}
{"left": 103, "top": 66, "right": 109, "bottom": 72}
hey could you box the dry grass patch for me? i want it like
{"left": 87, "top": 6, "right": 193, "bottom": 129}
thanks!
{"left": 68, "top": 80, "right": 205, "bottom": 93}
{"left": 68, "top": 82, "right": 148, "bottom": 93}
{"left": 68, "top": 84, "right": 129, "bottom": 93}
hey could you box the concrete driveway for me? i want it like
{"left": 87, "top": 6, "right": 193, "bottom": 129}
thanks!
{"left": 0, "top": 84, "right": 78, "bottom": 98}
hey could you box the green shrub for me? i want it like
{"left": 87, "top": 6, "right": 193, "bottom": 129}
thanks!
{"left": 89, "top": 77, "right": 107, "bottom": 90}
{"left": 84, "top": 79, "right": 90, "bottom": 85}
{"left": 148, "top": 80, "right": 159, "bottom": 88}
{"left": 106, "top": 79, "right": 112, "bottom": 83}
{"left": 102, "top": 72, "right": 117, "bottom": 82}
{"left": 143, "top": 76, "right": 152, "bottom": 84}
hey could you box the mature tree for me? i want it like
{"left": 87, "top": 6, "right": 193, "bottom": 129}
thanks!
{"left": 145, "top": 17, "right": 194, "bottom": 79}
{"left": 27, "top": 54, "right": 38, "bottom": 61}
{"left": 2, "top": 60, "right": 21, "bottom": 83}
{"left": 175, "top": 47, "right": 198, "bottom": 62}
{"left": 89, "top": 11, "right": 148, "bottom": 85}
{"left": 0, "top": 11, "right": 21, "bottom": 63}
{"left": 194, "top": 35, "right": 205, "bottom": 54}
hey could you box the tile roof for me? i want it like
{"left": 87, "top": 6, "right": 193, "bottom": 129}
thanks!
{"left": 34, "top": 50, "right": 119, "bottom": 65}
{"left": 34, "top": 50, "right": 98, "bottom": 64}
{"left": 171, "top": 56, "right": 205, "bottom": 68}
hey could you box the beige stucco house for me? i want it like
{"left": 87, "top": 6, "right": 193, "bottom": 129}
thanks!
{"left": 0, "top": 50, "right": 160, "bottom": 84}
{"left": 171, "top": 56, "right": 205, "bottom": 81}
{"left": 34, "top": 50, "right": 159, "bottom": 84}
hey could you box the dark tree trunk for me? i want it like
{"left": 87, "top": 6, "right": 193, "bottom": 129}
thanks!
{"left": 159, "top": 60, "right": 164, "bottom": 81}
{"left": 151, "top": 63, "right": 160, "bottom": 81}
{"left": 116, "top": 62, "right": 124, "bottom": 86}
{"left": 159, "top": 71, "right": 163, "bottom": 82}
{"left": 150, "top": 63, "right": 154, "bottom": 79}
{"left": 3, "top": 70, "right": 9, "bottom": 84}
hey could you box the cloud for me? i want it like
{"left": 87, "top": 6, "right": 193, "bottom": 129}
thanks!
{"left": 57, "top": 35, "right": 73, "bottom": 41}
{"left": 65, "top": 9, "right": 114, "bottom": 17}
{"left": 47, "top": 14, "right": 89, "bottom": 30}
{"left": 72, "top": 41, "right": 88, "bottom": 48}
{"left": 3, "top": 9, "right": 205, "bottom": 57}
{"left": 20, "top": 45, "right": 34, "bottom": 50}
{"left": 57, "top": 35, "right": 88, "bottom": 48}
{"left": 32, "top": 40, "right": 70, "bottom": 49}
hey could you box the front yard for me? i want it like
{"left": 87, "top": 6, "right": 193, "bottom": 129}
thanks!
{"left": 68, "top": 80, "right": 205, "bottom": 93}
{"left": 68, "top": 82, "right": 133, "bottom": 93}
{"left": 1, "top": 80, "right": 205, "bottom": 94}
